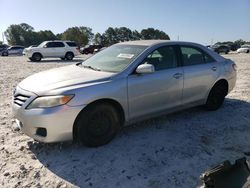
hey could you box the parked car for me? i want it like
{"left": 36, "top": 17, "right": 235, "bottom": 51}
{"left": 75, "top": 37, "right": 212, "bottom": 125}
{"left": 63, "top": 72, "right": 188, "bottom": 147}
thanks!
{"left": 2, "top": 45, "right": 24, "bottom": 56}
{"left": 236, "top": 44, "right": 250, "bottom": 53}
{"left": 12, "top": 40, "right": 237, "bottom": 147}
{"left": 22, "top": 45, "right": 37, "bottom": 55}
{"left": 0, "top": 44, "right": 9, "bottom": 56}
{"left": 25, "top": 40, "right": 80, "bottom": 61}
{"left": 210, "top": 45, "right": 230, "bottom": 54}
{"left": 80, "top": 44, "right": 103, "bottom": 54}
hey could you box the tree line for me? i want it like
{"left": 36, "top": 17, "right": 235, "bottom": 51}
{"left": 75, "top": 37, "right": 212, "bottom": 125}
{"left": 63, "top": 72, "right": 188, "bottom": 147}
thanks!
{"left": 3, "top": 23, "right": 170, "bottom": 47}
{"left": 214, "top": 39, "right": 250, "bottom": 50}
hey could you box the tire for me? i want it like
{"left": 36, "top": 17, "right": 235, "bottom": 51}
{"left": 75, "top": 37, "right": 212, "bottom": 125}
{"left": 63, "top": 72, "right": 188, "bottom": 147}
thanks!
{"left": 65, "top": 52, "right": 74, "bottom": 60}
{"left": 205, "top": 84, "right": 227, "bottom": 111}
{"left": 32, "top": 53, "right": 42, "bottom": 62}
{"left": 247, "top": 50, "right": 249, "bottom": 53}
{"left": 2, "top": 51, "right": 8, "bottom": 56}
{"left": 74, "top": 103, "right": 120, "bottom": 147}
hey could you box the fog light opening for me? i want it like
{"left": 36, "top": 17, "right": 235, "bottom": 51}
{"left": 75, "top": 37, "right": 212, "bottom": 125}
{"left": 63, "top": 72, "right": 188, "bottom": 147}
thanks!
{"left": 36, "top": 128, "right": 47, "bottom": 137}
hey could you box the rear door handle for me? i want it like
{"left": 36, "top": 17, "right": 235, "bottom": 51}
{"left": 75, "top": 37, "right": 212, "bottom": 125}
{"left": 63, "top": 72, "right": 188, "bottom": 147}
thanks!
{"left": 211, "top": 66, "right": 217, "bottom": 71}
{"left": 173, "top": 73, "right": 183, "bottom": 79}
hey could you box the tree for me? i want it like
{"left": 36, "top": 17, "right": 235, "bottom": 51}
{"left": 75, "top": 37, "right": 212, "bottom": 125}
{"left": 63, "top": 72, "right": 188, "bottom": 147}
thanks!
{"left": 102, "top": 27, "right": 119, "bottom": 46}
{"left": 132, "top": 30, "right": 141, "bottom": 40}
{"left": 60, "top": 26, "right": 94, "bottom": 46}
{"left": 234, "top": 39, "right": 246, "bottom": 47}
{"left": 79, "top": 27, "right": 94, "bottom": 42}
{"left": 116, "top": 27, "right": 133, "bottom": 42}
{"left": 4, "top": 23, "right": 35, "bottom": 46}
{"left": 141, "top": 28, "right": 170, "bottom": 40}
{"left": 93, "top": 32, "right": 103, "bottom": 45}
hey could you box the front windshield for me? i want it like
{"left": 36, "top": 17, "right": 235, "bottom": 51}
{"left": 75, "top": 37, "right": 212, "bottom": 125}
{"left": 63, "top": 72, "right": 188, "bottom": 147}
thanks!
{"left": 81, "top": 44, "right": 147, "bottom": 72}
{"left": 38, "top": 41, "right": 47, "bottom": 47}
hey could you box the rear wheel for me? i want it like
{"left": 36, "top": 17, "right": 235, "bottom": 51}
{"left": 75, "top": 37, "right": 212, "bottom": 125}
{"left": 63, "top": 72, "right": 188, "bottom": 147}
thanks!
{"left": 32, "top": 53, "right": 42, "bottom": 62}
{"left": 205, "top": 84, "right": 227, "bottom": 111}
{"left": 65, "top": 52, "right": 74, "bottom": 60}
{"left": 74, "top": 103, "right": 120, "bottom": 147}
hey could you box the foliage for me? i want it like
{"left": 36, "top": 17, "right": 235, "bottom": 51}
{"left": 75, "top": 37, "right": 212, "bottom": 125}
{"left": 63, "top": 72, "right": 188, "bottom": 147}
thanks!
{"left": 215, "top": 39, "right": 250, "bottom": 50}
{"left": 59, "top": 26, "right": 94, "bottom": 46}
{"left": 95, "top": 27, "right": 170, "bottom": 46}
{"left": 4, "top": 23, "right": 57, "bottom": 47}
{"left": 141, "top": 28, "right": 170, "bottom": 40}
{"left": 4, "top": 23, "right": 171, "bottom": 47}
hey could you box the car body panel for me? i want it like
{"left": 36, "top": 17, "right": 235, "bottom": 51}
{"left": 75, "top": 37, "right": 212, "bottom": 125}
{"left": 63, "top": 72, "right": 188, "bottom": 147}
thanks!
{"left": 182, "top": 61, "right": 221, "bottom": 105}
{"left": 237, "top": 45, "right": 250, "bottom": 53}
{"left": 128, "top": 67, "right": 183, "bottom": 120}
{"left": 12, "top": 40, "right": 237, "bottom": 143}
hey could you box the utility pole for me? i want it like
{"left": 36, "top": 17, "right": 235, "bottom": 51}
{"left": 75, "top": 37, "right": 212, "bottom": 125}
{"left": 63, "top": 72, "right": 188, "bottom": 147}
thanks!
{"left": 2, "top": 32, "right": 5, "bottom": 44}
{"left": 211, "top": 38, "right": 213, "bottom": 45}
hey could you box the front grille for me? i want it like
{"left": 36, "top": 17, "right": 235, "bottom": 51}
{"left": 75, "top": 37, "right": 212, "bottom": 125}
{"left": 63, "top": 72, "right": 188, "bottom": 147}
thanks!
{"left": 14, "top": 94, "right": 31, "bottom": 107}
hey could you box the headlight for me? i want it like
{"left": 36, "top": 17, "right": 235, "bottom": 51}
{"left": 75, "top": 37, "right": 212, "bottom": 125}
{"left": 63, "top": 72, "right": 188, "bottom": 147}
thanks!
{"left": 27, "top": 95, "right": 74, "bottom": 109}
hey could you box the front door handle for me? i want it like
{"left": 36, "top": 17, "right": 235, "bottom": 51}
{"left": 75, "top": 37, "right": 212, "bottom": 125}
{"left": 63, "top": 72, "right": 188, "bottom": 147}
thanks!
{"left": 173, "top": 73, "right": 183, "bottom": 79}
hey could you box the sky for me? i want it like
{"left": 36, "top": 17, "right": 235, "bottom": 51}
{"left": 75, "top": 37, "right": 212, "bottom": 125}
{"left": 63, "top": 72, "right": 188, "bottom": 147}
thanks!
{"left": 0, "top": 0, "right": 249, "bottom": 45}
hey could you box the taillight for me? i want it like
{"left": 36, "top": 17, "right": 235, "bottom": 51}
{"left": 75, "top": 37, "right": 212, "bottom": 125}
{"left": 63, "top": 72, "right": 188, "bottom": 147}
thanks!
{"left": 76, "top": 47, "right": 80, "bottom": 52}
{"left": 232, "top": 63, "right": 237, "bottom": 71}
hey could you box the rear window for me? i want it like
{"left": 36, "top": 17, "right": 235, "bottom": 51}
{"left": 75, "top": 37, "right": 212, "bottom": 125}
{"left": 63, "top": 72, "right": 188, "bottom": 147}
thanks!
{"left": 66, "top": 42, "right": 77, "bottom": 47}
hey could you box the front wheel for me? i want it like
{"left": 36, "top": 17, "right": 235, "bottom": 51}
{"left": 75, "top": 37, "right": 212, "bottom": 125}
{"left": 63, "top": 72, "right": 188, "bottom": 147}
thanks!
{"left": 205, "top": 85, "right": 227, "bottom": 111}
{"left": 74, "top": 104, "right": 120, "bottom": 147}
{"left": 31, "top": 53, "right": 42, "bottom": 62}
{"left": 2, "top": 51, "right": 8, "bottom": 56}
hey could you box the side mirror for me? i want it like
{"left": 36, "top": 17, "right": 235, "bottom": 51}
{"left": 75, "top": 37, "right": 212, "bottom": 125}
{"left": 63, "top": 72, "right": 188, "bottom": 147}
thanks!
{"left": 43, "top": 45, "right": 47, "bottom": 48}
{"left": 136, "top": 63, "right": 155, "bottom": 74}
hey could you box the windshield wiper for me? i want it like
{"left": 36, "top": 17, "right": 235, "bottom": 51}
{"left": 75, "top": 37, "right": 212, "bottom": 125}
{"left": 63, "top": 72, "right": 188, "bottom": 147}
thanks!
{"left": 80, "top": 64, "right": 101, "bottom": 71}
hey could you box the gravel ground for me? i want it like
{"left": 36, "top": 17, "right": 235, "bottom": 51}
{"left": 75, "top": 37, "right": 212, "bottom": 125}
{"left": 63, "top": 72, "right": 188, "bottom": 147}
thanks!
{"left": 0, "top": 53, "right": 250, "bottom": 188}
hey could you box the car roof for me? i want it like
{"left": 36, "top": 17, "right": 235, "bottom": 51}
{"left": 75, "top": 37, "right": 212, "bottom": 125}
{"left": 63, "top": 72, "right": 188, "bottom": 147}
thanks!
{"left": 119, "top": 40, "right": 225, "bottom": 62}
{"left": 9, "top": 45, "right": 24, "bottom": 48}
{"left": 44, "top": 40, "right": 75, "bottom": 43}
{"left": 118, "top": 40, "right": 204, "bottom": 47}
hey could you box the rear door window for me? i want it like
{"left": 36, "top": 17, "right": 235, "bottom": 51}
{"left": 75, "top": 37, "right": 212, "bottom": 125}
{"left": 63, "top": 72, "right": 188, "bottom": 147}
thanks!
{"left": 180, "top": 46, "right": 215, "bottom": 66}
{"left": 54, "top": 42, "right": 65, "bottom": 47}
{"left": 46, "top": 42, "right": 65, "bottom": 48}
{"left": 66, "top": 42, "right": 77, "bottom": 47}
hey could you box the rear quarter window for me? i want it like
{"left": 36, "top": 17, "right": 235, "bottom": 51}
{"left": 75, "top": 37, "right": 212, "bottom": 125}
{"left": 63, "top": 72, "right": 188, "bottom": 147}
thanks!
{"left": 66, "top": 42, "right": 77, "bottom": 47}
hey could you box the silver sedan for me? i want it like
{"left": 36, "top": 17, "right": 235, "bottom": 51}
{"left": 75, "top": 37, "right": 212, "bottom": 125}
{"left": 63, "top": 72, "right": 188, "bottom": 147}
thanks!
{"left": 12, "top": 40, "right": 237, "bottom": 147}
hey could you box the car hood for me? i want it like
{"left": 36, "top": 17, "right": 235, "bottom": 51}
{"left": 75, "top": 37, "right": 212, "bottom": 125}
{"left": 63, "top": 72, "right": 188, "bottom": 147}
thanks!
{"left": 18, "top": 64, "right": 115, "bottom": 94}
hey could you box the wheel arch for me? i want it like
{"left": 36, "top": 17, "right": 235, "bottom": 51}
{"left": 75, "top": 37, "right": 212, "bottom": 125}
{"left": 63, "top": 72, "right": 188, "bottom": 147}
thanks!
{"left": 72, "top": 98, "right": 125, "bottom": 140}
{"left": 32, "top": 52, "right": 43, "bottom": 58}
{"left": 65, "top": 51, "right": 74, "bottom": 56}
{"left": 207, "top": 79, "right": 229, "bottom": 100}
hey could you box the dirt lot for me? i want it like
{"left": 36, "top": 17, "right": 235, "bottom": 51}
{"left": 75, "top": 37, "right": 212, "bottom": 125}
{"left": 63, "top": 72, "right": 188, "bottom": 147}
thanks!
{"left": 0, "top": 53, "right": 250, "bottom": 188}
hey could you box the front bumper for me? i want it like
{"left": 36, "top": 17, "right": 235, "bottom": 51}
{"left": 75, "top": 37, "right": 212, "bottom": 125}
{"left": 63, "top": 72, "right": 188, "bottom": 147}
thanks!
{"left": 12, "top": 87, "right": 84, "bottom": 143}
